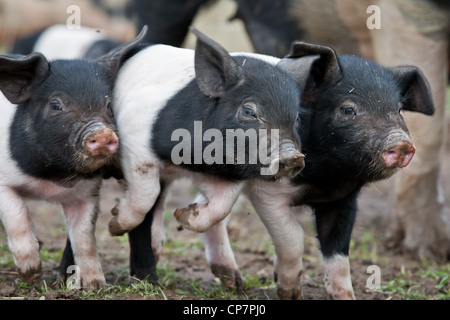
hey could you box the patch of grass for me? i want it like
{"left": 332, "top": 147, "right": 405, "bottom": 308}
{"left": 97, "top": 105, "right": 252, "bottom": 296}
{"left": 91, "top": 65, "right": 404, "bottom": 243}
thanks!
{"left": 381, "top": 278, "right": 425, "bottom": 300}
{"left": 163, "top": 237, "right": 204, "bottom": 256}
{"left": 349, "top": 228, "right": 385, "bottom": 264}
{"left": 39, "top": 247, "right": 63, "bottom": 262}
{"left": 380, "top": 261, "right": 450, "bottom": 300}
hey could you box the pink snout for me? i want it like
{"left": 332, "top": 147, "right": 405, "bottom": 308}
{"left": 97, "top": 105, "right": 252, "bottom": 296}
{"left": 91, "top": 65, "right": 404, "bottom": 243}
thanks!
{"left": 84, "top": 128, "right": 119, "bottom": 156}
{"left": 382, "top": 142, "right": 415, "bottom": 168}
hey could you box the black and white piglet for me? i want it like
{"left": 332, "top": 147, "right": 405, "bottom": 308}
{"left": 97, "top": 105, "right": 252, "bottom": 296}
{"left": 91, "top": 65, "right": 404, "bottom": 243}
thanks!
{"left": 129, "top": 41, "right": 434, "bottom": 299}
{"left": 107, "top": 28, "right": 305, "bottom": 236}
{"left": 0, "top": 27, "right": 146, "bottom": 288}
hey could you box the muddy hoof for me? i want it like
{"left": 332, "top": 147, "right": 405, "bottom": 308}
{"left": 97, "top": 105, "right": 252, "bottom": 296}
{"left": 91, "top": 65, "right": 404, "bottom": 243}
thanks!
{"left": 19, "top": 265, "right": 42, "bottom": 285}
{"left": 108, "top": 216, "right": 128, "bottom": 236}
{"left": 211, "top": 264, "right": 245, "bottom": 291}
{"left": 174, "top": 203, "right": 208, "bottom": 231}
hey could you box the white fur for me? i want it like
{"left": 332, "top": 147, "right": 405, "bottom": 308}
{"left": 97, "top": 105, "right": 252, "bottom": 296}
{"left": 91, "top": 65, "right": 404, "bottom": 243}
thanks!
{"left": 110, "top": 45, "right": 283, "bottom": 234}
{"left": 245, "top": 179, "right": 306, "bottom": 299}
{"left": 110, "top": 45, "right": 196, "bottom": 232}
{"left": 323, "top": 254, "right": 355, "bottom": 300}
{"left": 33, "top": 25, "right": 106, "bottom": 60}
{"left": 0, "top": 92, "right": 104, "bottom": 286}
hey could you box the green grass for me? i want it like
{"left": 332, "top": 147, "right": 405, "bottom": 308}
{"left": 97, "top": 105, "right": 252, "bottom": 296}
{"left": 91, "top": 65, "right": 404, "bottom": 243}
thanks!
{"left": 380, "top": 262, "right": 449, "bottom": 300}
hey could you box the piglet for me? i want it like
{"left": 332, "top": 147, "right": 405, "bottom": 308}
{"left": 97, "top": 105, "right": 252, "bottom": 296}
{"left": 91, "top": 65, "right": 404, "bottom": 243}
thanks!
{"left": 199, "top": 41, "right": 435, "bottom": 299}
{"left": 0, "top": 26, "right": 147, "bottom": 288}
{"left": 108, "top": 28, "right": 305, "bottom": 237}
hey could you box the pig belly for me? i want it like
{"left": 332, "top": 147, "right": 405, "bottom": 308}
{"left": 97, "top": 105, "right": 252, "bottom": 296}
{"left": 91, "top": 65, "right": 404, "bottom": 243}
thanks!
{"left": 13, "top": 176, "right": 100, "bottom": 203}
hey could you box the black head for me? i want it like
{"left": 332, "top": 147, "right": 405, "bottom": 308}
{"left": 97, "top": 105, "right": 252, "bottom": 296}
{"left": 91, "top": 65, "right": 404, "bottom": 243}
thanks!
{"left": 157, "top": 29, "right": 305, "bottom": 180}
{"left": 0, "top": 27, "right": 148, "bottom": 183}
{"left": 278, "top": 41, "right": 434, "bottom": 183}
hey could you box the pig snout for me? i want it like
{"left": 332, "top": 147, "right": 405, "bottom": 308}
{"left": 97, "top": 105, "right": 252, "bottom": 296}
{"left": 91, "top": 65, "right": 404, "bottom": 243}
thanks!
{"left": 382, "top": 141, "right": 415, "bottom": 168}
{"left": 83, "top": 123, "right": 119, "bottom": 156}
{"left": 272, "top": 140, "right": 305, "bottom": 177}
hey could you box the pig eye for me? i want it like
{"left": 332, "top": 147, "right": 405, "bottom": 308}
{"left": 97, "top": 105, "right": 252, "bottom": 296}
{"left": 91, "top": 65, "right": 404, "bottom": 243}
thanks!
{"left": 341, "top": 107, "right": 356, "bottom": 116}
{"left": 49, "top": 100, "right": 62, "bottom": 111}
{"left": 242, "top": 106, "right": 256, "bottom": 117}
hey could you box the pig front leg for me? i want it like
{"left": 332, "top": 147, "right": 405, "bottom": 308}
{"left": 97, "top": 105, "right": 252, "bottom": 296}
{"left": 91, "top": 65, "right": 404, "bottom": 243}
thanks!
{"left": 200, "top": 215, "right": 244, "bottom": 290}
{"left": 312, "top": 190, "right": 359, "bottom": 300}
{"left": 247, "top": 181, "right": 304, "bottom": 300}
{"left": 108, "top": 147, "right": 162, "bottom": 236}
{"left": 128, "top": 182, "right": 168, "bottom": 281}
{"left": 174, "top": 176, "right": 243, "bottom": 233}
{"left": 63, "top": 197, "right": 105, "bottom": 289}
{"left": 0, "top": 187, "right": 42, "bottom": 285}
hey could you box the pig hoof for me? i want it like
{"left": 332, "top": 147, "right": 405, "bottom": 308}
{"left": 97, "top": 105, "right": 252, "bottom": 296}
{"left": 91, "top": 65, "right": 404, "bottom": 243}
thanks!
{"left": 174, "top": 203, "right": 209, "bottom": 232}
{"left": 277, "top": 286, "right": 303, "bottom": 300}
{"left": 18, "top": 265, "right": 42, "bottom": 285}
{"left": 210, "top": 264, "right": 245, "bottom": 291}
{"left": 108, "top": 216, "right": 128, "bottom": 236}
{"left": 82, "top": 279, "right": 106, "bottom": 291}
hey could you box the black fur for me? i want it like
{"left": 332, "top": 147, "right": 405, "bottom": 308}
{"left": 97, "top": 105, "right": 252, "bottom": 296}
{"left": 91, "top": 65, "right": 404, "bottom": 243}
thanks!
{"left": 281, "top": 44, "right": 433, "bottom": 258}
{"left": 9, "top": 59, "right": 115, "bottom": 184}
{"left": 152, "top": 56, "right": 301, "bottom": 180}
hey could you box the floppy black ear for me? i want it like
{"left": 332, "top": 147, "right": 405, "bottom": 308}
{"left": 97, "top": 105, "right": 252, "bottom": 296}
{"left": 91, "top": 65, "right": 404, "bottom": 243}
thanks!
{"left": 191, "top": 27, "right": 243, "bottom": 98}
{"left": 390, "top": 66, "right": 434, "bottom": 116}
{"left": 97, "top": 25, "right": 148, "bottom": 76}
{"left": 277, "top": 41, "right": 342, "bottom": 103}
{"left": 0, "top": 52, "right": 49, "bottom": 104}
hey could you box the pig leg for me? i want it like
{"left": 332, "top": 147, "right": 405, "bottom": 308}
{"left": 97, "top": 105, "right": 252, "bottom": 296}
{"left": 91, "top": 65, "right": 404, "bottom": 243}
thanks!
{"left": 108, "top": 150, "right": 162, "bottom": 236}
{"left": 0, "top": 187, "right": 41, "bottom": 284}
{"left": 63, "top": 197, "right": 105, "bottom": 289}
{"left": 313, "top": 191, "right": 358, "bottom": 300}
{"left": 196, "top": 194, "right": 244, "bottom": 290}
{"left": 248, "top": 181, "right": 304, "bottom": 300}
{"left": 149, "top": 181, "right": 169, "bottom": 264}
{"left": 372, "top": 0, "right": 450, "bottom": 260}
{"left": 174, "top": 177, "right": 243, "bottom": 232}
{"left": 58, "top": 238, "right": 75, "bottom": 284}
{"left": 128, "top": 181, "right": 168, "bottom": 281}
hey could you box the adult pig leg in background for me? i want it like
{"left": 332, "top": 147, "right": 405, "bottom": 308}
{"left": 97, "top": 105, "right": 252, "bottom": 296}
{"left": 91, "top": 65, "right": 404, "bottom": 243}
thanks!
{"left": 372, "top": 0, "right": 450, "bottom": 260}
{"left": 0, "top": 187, "right": 41, "bottom": 285}
{"left": 247, "top": 181, "right": 304, "bottom": 300}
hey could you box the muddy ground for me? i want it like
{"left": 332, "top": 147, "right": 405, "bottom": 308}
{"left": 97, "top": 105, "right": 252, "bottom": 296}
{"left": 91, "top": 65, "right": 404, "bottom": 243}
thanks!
{"left": 0, "top": 0, "right": 449, "bottom": 301}
{"left": 0, "top": 121, "right": 449, "bottom": 301}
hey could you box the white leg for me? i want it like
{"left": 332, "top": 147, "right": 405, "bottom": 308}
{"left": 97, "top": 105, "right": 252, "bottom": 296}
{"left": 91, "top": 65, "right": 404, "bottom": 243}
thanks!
{"left": 0, "top": 187, "right": 41, "bottom": 284}
{"left": 323, "top": 254, "right": 355, "bottom": 300}
{"left": 247, "top": 181, "right": 304, "bottom": 300}
{"left": 151, "top": 184, "right": 169, "bottom": 263}
{"left": 174, "top": 176, "right": 243, "bottom": 232}
{"left": 63, "top": 197, "right": 105, "bottom": 289}
{"left": 200, "top": 210, "right": 243, "bottom": 289}
{"left": 109, "top": 148, "right": 161, "bottom": 236}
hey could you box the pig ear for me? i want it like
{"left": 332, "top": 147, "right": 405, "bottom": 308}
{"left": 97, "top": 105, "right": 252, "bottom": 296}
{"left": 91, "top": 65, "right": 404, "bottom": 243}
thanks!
{"left": 390, "top": 66, "right": 434, "bottom": 116}
{"left": 0, "top": 52, "right": 49, "bottom": 104}
{"left": 191, "top": 27, "right": 243, "bottom": 98}
{"left": 97, "top": 25, "right": 148, "bottom": 76}
{"left": 279, "top": 41, "right": 342, "bottom": 103}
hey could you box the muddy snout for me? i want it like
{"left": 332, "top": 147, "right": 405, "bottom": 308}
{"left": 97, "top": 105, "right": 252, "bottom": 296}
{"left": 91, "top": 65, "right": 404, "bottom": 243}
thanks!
{"left": 83, "top": 123, "right": 119, "bottom": 156}
{"left": 273, "top": 140, "right": 305, "bottom": 177}
{"left": 382, "top": 141, "right": 415, "bottom": 168}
